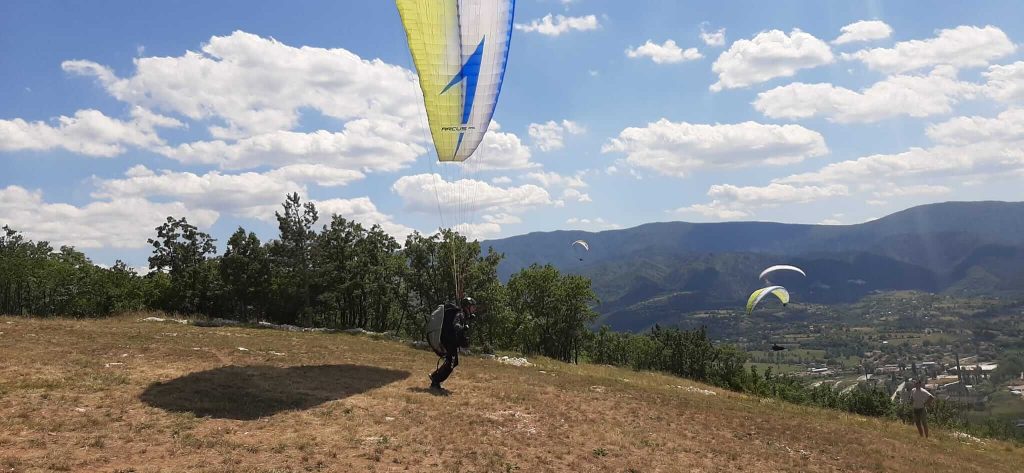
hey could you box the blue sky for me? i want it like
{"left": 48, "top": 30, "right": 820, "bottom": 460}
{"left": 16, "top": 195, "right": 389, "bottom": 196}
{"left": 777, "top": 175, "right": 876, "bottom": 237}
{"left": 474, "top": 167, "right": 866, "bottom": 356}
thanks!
{"left": 2, "top": 0, "right": 1023, "bottom": 269}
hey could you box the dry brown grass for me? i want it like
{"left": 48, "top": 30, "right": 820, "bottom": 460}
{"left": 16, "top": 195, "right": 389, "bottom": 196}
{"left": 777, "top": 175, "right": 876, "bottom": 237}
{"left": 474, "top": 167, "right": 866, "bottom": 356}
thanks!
{"left": 0, "top": 314, "right": 1021, "bottom": 472}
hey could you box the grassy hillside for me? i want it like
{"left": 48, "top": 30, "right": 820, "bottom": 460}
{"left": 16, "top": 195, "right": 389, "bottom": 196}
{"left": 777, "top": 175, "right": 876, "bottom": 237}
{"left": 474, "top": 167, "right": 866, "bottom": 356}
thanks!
{"left": 1, "top": 315, "right": 1021, "bottom": 472}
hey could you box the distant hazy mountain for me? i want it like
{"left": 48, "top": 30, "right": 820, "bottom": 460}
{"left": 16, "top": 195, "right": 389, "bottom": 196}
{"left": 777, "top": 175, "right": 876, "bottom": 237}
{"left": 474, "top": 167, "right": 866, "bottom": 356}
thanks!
{"left": 483, "top": 201, "right": 1024, "bottom": 331}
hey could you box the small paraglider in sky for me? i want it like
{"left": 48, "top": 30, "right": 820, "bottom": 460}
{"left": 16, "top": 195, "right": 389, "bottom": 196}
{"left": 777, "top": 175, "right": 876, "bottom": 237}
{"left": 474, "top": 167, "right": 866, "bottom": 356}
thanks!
{"left": 771, "top": 344, "right": 786, "bottom": 352}
{"left": 746, "top": 286, "right": 790, "bottom": 315}
{"left": 571, "top": 239, "right": 589, "bottom": 262}
{"left": 759, "top": 265, "right": 806, "bottom": 283}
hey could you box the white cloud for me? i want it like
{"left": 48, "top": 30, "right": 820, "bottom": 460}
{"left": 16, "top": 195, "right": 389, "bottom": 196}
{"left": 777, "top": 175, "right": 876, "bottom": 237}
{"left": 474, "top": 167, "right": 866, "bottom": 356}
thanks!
{"left": 391, "top": 173, "right": 553, "bottom": 214}
{"left": 154, "top": 118, "right": 426, "bottom": 171}
{"left": 565, "top": 217, "right": 621, "bottom": 230}
{"left": 602, "top": 119, "right": 828, "bottom": 177}
{"left": 491, "top": 176, "right": 513, "bottom": 185}
{"left": 779, "top": 108, "right": 1024, "bottom": 186}
{"left": 482, "top": 213, "right": 522, "bottom": 225}
{"left": 670, "top": 202, "right": 751, "bottom": 220}
{"left": 514, "top": 14, "right": 600, "bottom": 36}
{"left": 0, "top": 185, "right": 218, "bottom": 249}
{"left": 626, "top": 40, "right": 702, "bottom": 64}
{"left": 706, "top": 183, "right": 849, "bottom": 205}
{"left": 264, "top": 164, "right": 365, "bottom": 187}
{"left": 528, "top": 120, "right": 586, "bottom": 151}
{"left": 873, "top": 185, "right": 951, "bottom": 198}
{"left": 671, "top": 183, "right": 847, "bottom": 221}
{"left": 0, "top": 107, "right": 181, "bottom": 157}
{"left": 92, "top": 166, "right": 300, "bottom": 220}
{"left": 841, "top": 25, "right": 1015, "bottom": 74}
{"left": 459, "top": 122, "right": 536, "bottom": 172}
{"left": 925, "top": 107, "right": 1024, "bottom": 145}
{"left": 314, "top": 197, "right": 414, "bottom": 241}
{"left": 525, "top": 171, "right": 588, "bottom": 189}
{"left": 62, "top": 31, "right": 422, "bottom": 138}
{"left": 562, "top": 188, "right": 592, "bottom": 203}
{"left": 754, "top": 66, "right": 980, "bottom": 123}
{"left": 710, "top": 29, "right": 834, "bottom": 91}
{"left": 449, "top": 222, "right": 504, "bottom": 241}
{"left": 982, "top": 61, "right": 1024, "bottom": 103}
{"left": 819, "top": 219, "right": 842, "bottom": 225}
{"left": 833, "top": 20, "right": 893, "bottom": 45}
{"left": 700, "top": 25, "right": 726, "bottom": 47}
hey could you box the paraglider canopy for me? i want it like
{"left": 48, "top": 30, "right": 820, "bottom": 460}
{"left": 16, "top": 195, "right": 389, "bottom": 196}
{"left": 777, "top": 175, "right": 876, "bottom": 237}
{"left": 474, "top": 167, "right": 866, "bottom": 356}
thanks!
{"left": 759, "top": 265, "right": 806, "bottom": 281}
{"left": 396, "top": 0, "right": 515, "bottom": 162}
{"left": 746, "top": 286, "right": 790, "bottom": 315}
{"left": 771, "top": 344, "right": 786, "bottom": 352}
{"left": 571, "top": 239, "right": 589, "bottom": 261}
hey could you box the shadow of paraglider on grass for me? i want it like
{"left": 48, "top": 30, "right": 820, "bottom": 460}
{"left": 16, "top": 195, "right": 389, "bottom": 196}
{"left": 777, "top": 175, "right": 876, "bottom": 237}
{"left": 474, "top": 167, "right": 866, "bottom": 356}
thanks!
{"left": 140, "top": 364, "right": 409, "bottom": 420}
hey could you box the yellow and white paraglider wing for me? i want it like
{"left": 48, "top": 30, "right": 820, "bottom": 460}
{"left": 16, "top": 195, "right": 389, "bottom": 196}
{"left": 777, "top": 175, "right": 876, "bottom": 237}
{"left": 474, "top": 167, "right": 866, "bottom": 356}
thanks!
{"left": 746, "top": 286, "right": 790, "bottom": 315}
{"left": 759, "top": 265, "right": 806, "bottom": 281}
{"left": 396, "top": 0, "right": 515, "bottom": 162}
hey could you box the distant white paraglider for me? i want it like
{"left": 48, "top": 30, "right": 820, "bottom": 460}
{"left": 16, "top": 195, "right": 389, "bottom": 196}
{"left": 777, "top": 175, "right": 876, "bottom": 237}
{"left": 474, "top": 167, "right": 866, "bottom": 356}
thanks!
{"left": 759, "top": 265, "right": 806, "bottom": 282}
{"left": 571, "top": 240, "right": 590, "bottom": 261}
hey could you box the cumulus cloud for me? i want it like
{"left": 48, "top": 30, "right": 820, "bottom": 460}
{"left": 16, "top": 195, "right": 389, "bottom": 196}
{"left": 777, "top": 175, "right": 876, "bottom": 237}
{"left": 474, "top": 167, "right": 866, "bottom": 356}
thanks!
{"left": 92, "top": 166, "right": 301, "bottom": 220}
{"left": 873, "top": 185, "right": 951, "bottom": 198}
{"left": 514, "top": 14, "right": 600, "bottom": 36}
{"left": 706, "top": 183, "right": 849, "bottom": 205}
{"left": 754, "top": 66, "right": 980, "bottom": 123}
{"left": 314, "top": 197, "right": 415, "bottom": 241}
{"left": 0, "top": 185, "right": 218, "bottom": 249}
{"left": 982, "top": 61, "right": 1024, "bottom": 103}
{"left": 264, "top": 164, "right": 365, "bottom": 187}
{"left": 525, "top": 171, "right": 588, "bottom": 189}
{"left": 62, "top": 31, "right": 423, "bottom": 138}
{"left": 482, "top": 213, "right": 522, "bottom": 225}
{"left": 566, "top": 217, "right": 621, "bottom": 230}
{"left": 670, "top": 203, "right": 751, "bottom": 220}
{"left": 602, "top": 119, "right": 828, "bottom": 177}
{"left": 841, "top": 25, "right": 1015, "bottom": 74}
{"left": 671, "top": 183, "right": 847, "bottom": 221}
{"left": 391, "top": 174, "right": 553, "bottom": 214}
{"left": 925, "top": 107, "right": 1024, "bottom": 145}
{"left": 710, "top": 29, "right": 834, "bottom": 91}
{"left": 0, "top": 107, "right": 181, "bottom": 157}
{"left": 562, "top": 188, "right": 592, "bottom": 203}
{"left": 779, "top": 108, "right": 1024, "bottom": 186}
{"left": 833, "top": 20, "right": 893, "bottom": 45}
{"left": 700, "top": 25, "right": 726, "bottom": 47}
{"left": 528, "top": 120, "right": 586, "bottom": 151}
{"left": 626, "top": 40, "right": 702, "bottom": 64}
{"left": 153, "top": 119, "right": 426, "bottom": 171}
{"left": 461, "top": 123, "right": 536, "bottom": 172}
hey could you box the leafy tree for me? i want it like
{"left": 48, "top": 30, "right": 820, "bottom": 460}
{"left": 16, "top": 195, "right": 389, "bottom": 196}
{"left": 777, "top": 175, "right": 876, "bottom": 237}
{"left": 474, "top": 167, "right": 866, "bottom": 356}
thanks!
{"left": 220, "top": 228, "right": 271, "bottom": 321}
{"left": 267, "top": 193, "right": 318, "bottom": 324}
{"left": 506, "top": 263, "right": 598, "bottom": 362}
{"left": 147, "top": 216, "right": 217, "bottom": 313}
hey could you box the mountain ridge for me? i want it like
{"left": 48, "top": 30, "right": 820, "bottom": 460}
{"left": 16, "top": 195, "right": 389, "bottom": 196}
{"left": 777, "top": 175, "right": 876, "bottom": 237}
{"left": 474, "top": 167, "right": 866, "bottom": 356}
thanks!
{"left": 482, "top": 201, "right": 1024, "bottom": 331}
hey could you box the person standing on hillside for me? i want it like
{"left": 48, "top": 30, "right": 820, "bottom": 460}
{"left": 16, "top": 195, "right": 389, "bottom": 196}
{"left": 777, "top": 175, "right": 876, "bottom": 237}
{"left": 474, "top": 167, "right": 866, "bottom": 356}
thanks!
{"left": 429, "top": 297, "right": 477, "bottom": 391}
{"left": 910, "top": 379, "right": 935, "bottom": 438}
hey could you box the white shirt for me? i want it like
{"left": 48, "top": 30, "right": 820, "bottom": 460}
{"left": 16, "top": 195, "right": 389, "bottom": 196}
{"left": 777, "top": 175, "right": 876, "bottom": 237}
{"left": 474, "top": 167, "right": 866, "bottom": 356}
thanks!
{"left": 911, "top": 387, "right": 933, "bottom": 409}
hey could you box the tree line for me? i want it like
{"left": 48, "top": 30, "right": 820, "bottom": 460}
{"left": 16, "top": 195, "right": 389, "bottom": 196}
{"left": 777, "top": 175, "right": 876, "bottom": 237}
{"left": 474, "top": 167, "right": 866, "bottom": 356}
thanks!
{"left": 0, "top": 193, "right": 599, "bottom": 364}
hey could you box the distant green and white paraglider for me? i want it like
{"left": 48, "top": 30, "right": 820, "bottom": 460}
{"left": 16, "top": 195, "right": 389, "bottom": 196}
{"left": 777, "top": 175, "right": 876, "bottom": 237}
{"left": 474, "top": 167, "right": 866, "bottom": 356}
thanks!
{"left": 571, "top": 239, "right": 589, "bottom": 261}
{"left": 746, "top": 286, "right": 790, "bottom": 315}
{"left": 759, "top": 265, "right": 806, "bottom": 282}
